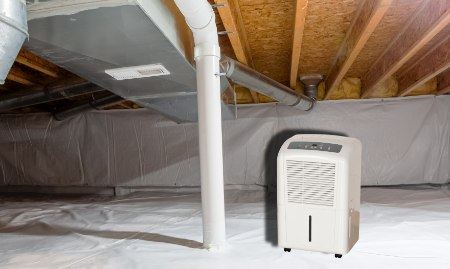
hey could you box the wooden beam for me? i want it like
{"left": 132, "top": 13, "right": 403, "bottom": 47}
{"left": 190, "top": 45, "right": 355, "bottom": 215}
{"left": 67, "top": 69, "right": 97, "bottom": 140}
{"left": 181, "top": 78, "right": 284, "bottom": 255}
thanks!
{"left": 24, "top": 76, "right": 87, "bottom": 92}
{"left": 214, "top": 0, "right": 259, "bottom": 103}
{"left": 6, "top": 67, "right": 36, "bottom": 86}
{"left": 118, "top": 101, "right": 134, "bottom": 109}
{"left": 361, "top": 0, "right": 450, "bottom": 98}
{"left": 437, "top": 68, "right": 450, "bottom": 95}
{"left": 325, "top": 0, "right": 391, "bottom": 99}
{"left": 15, "top": 49, "right": 59, "bottom": 78}
{"left": 398, "top": 36, "right": 450, "bottom": 96}
{"left": 289, "top": 0, "right": 308, "bottom": 88}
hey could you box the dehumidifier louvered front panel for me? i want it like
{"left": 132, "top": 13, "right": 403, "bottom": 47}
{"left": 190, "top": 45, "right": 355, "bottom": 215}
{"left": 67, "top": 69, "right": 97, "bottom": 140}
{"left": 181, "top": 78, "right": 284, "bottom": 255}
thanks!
{"left": 278, "top": 134, "right": 362, "bottom": 257}
{"left": 286, "top": 160, "right": 336, "bottom": 206}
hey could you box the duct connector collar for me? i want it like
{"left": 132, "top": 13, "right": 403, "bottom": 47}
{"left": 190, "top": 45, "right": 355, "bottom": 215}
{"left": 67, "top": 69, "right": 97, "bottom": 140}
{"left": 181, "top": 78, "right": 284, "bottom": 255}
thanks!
{"left": 0, "top": 0, "right": 29, "bottom": 84}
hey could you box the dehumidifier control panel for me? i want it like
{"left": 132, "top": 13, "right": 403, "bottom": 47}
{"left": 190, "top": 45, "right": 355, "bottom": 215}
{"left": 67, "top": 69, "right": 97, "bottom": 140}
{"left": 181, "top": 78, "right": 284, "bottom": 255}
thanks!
{"left": 288, "top": 141, "right": 342, "bottom": 153}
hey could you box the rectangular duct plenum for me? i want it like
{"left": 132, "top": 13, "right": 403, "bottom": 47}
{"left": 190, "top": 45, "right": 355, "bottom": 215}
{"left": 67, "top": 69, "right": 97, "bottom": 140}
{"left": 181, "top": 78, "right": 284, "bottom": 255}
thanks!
{"left": 25, "top": 0, "right": 234, "bottom": 122}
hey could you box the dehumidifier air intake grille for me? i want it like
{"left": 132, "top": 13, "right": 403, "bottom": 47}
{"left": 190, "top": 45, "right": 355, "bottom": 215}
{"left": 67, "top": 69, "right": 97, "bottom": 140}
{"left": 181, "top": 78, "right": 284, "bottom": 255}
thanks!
{"left": 286, "top": 160, "right": 336, "bottom": 206}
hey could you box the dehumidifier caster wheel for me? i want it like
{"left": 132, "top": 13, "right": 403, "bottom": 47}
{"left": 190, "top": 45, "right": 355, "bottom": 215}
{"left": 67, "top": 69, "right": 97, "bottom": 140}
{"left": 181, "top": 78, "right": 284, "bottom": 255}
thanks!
{"left": 284, "top": 248, "right": 291, "bottom": 252}
{"left": 335, "top": 254, "right": 342, "bottom": 258}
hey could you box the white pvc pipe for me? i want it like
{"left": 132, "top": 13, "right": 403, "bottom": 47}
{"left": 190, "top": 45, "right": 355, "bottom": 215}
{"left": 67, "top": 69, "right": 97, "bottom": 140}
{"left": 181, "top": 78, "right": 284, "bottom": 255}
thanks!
{"left": 173, "top": 0, "right": 226, "bottom": 249}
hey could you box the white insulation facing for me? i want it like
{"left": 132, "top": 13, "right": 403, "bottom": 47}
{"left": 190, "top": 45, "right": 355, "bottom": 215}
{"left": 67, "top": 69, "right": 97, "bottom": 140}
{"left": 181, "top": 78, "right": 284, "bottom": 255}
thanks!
{"left": 0, "top": 95, "right": 449, "bottom": 187}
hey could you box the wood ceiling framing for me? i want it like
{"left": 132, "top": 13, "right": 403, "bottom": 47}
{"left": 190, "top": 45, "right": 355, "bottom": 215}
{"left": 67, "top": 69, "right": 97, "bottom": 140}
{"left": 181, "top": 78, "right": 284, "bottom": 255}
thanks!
{"left": 1, "top": 0, "right": 449, "bottom": 114}
{"left": 214, "top": 0, "right": 449, "bottom": 103}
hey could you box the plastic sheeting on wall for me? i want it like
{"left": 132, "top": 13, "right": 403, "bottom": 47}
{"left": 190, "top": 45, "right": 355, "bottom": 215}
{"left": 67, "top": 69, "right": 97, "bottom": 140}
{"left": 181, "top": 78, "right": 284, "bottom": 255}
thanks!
{"left": 0, "top": 95, "right": 449, "bottom": 187}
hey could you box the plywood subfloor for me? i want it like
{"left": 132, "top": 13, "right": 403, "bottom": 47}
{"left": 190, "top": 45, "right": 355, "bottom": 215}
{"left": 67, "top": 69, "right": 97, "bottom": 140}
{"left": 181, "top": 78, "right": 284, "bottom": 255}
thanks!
{"left": 239, "top": 0, "right": 296, "bottom": 85}
{"left": 347, "top": 0, "right": 423, "bottom": 78}
{"left": 299, "top": 0, "right": 359, "bottom": 75}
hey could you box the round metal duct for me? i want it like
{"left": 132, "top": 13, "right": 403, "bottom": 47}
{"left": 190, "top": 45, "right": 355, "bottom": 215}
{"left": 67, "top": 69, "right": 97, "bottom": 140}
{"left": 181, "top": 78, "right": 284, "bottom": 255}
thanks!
{"left": 221, "top": 56, "right": 315, "bottom": 111}
{"left": 0, "top": 0, "right": 28, "bottom": 84}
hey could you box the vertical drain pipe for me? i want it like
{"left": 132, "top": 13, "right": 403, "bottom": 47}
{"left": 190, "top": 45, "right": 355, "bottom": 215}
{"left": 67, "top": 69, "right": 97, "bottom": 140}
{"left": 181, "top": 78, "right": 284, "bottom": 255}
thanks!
{"left": 173, "top": 0, "right": 226, "bottom": 249}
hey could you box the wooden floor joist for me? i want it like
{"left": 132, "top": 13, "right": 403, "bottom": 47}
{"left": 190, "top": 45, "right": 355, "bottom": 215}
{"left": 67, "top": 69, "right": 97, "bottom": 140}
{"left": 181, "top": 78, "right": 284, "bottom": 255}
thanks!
{"left": 214, "top": 0, "right": 259, "bottom": 103}
{"left": 437, "top": 68, "right": 450, "bottom": 95}
{"left": 6, "top": 67, "right": 36, "bottom": 86}
{"left": 361, "top": 0, "right": 450, "bottom": 98}
{"left": 325, "top": 0, "right": 391, "bottom": 99}
{"left": 289, "top": 0, "right": 308, "bottom": 88}
{"left": 15, "top": 49, "right": 59, "bottom": 78}
{"left": 398, "top": 36, "right": 450, "bottom": 97}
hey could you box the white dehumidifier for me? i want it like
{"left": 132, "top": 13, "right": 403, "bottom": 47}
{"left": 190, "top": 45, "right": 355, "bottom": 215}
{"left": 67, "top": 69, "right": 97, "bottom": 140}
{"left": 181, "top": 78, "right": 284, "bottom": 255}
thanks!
{"left": 277, "top": 134, "right": 361, "bottom": 258}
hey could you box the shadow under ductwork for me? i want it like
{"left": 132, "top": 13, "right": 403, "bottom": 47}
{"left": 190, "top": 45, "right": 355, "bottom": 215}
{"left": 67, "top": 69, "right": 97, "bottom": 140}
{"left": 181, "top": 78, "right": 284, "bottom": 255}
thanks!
{"left": 52, "top": 93, "right": 123, "bottom": 121}
{"left": 0, "top": 81, "right": 106, "bottom": 112}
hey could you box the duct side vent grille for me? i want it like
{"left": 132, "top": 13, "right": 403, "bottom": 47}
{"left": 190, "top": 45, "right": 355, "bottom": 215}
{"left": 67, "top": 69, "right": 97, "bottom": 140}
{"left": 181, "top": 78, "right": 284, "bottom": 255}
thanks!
{"left": 286, "top": 160, "right": 336, "bottom": 206}
{"left": 105, "top": 64, "right": 170, "bottom": 80}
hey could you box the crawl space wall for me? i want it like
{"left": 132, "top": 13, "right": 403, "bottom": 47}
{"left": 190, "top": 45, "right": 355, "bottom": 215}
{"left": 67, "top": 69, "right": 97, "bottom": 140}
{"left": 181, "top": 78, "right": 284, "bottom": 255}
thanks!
{"left": 0, "top": 95, "right": 448, "bottom": 188}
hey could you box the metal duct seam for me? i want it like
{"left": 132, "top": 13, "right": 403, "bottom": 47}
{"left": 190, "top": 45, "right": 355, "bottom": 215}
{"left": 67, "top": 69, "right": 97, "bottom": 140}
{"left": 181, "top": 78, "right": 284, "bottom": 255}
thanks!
{"left": 0, "top": 0, "right": 29, "bottom": 84}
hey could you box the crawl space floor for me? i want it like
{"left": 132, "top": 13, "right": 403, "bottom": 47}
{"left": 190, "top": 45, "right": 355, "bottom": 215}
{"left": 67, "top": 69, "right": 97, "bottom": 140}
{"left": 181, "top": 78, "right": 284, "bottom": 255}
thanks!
{"left": 0, "top": 186, "right": 449, "bottom": 269}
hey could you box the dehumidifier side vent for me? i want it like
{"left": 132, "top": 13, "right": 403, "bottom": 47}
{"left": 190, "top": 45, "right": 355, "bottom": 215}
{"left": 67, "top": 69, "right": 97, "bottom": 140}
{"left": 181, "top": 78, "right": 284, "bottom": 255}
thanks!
{"left": 286, "top": 160, "right": 336, "bottom": 206}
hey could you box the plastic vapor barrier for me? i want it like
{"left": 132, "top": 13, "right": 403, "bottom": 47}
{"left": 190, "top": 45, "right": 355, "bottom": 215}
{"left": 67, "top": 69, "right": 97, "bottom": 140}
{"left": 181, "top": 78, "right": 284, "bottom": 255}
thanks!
{"left": 0, "top": 95, "right": 448, "bottom": 187}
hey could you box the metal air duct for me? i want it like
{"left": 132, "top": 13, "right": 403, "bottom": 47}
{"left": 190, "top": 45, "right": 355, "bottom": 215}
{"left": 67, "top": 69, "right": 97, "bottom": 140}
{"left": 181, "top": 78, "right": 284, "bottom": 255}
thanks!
{"left": 25, "top": 0, "right": 234, "bottom": 123}
{"left": 220, "top": 56, "right": 315, "bottom": 110}
{"left": 0, "top": 0, "right": 28, "bottom": 84}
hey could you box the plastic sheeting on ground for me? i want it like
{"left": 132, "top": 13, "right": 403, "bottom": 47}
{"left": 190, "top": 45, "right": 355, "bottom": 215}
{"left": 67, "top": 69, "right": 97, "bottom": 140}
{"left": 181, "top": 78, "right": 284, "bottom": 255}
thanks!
{"left": 0, "top": 95, "right": 449, "bottom": 187}
{"left": 0, "top": 186, "right": 449, "bottom": 268}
